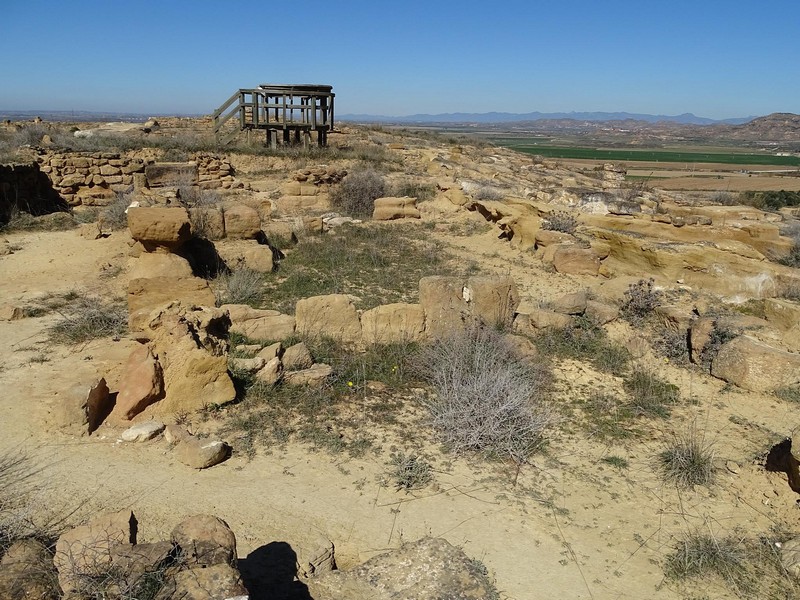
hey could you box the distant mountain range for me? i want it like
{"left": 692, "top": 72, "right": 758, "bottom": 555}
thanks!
{"left": 339, "top": 111, "right": 755, "bottom": 126}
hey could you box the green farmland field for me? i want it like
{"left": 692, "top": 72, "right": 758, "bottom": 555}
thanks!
{"left": 491, "top": 141, "right": 800, "bottom": 167}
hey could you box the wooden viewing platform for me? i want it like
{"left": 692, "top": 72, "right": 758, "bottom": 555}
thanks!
{"left": 212, "top": 84, "right": 335, "bottom": 148}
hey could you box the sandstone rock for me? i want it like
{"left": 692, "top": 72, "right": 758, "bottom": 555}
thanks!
{"left": 144, "top": 162, "right": 197, "bottom": 188}
{"left": 127, "top": 207, "right": 191, "bottom": 250}
{"left": 764, "top": 298, "right": 800, "bottom": 331}
{"left": 145, "top": 305, "right": 236, "bottom": 415}
{"left": 781, "top": 537, "right": 800, "bottom": 579}
{"left": 55, "top": 378, "right": 112, "bottom": 435}
{"left": 175, "top": 437, "right": 230, "bottom": 469}
{"left": 171, "top": 515, "right": 237, "bottom": 567}
{"left": 164, "top": 424, "right": 192, "bottom": 444}
{"left": 54, "top": 510, "right": 137, "bottom": 596}
{"left": 0, "top": 538, "right": 57, "bottom": 600}
{"left": 282, "top": 342, "right": 313, "bottom": 370}
{"left": 550, "top": 290, "right": 588, "bottom": 315}
{"left": 553, "top": 246, "right": 601, "bottom": 276}
{"left": 121, "top": 420, "right": 165, "bottom": 442}
{"left": 514, "top": 309, "right": 572, "bottom": 332}
{"left": 585, "top": 300, "right": 618, "bottom": 324}
{"left": 306, "top": 537, "right": 495, "bottom": 600}
{"left": 158, "top": 563, "right": 248, "bottom": 600}
{"left": 255, "top": 356, "right": 283, "bottom": 385}
{"left": 361, "top": 303, "right": 426, "bottom": 345}
{"left": 128, "top": 252, "right": 193, "bottom": 280}
{"left": 230, "top": 356, "right": 267, "bottom": 373}
{"left": 113, "top": 345, "right": 164, "bottom": 421}
{"left": 256, "top": 342, "right": 282, "bottom": 361}
{"left": 711, "top": 336, "right": 800, "bottom": 391}
{"left": 535, "top": 229, "right": 575, "bottom": 247}
{"left": 223, "top": 204, "right": 261, "bottom": 239}
{"left": 127, "top": 276, "right": 216, "bottom": 333}
{"left": 301, "top": 537, "right": 336, "bottom": 577}
{"left": 419, "top": 276, "right": 468, "bottom": 337}
{"left": 0, "top": 304, "right": 24, "bottom": 321}
{"left": 296, "top": 294, "right": 362, "bottom": 345}
{"left": 463, "top": 275, "right": 519, "bottom": 328}
{"left": 106, "top": 541, "right": 175, "bottom": 593}
{"left": 284, "top": 363, "right": 333, "bottom": 386}
{"left": 188, "top": 206, "right": 225, "bottom": 240}
{"left": 372, "top": 196, "right": 420, "bottom": 220}
{"left": 239, "top": 245, "right": 274, "bottom": 273}
{"left": 223, "top": 304, "right": 296, "bottom": 342}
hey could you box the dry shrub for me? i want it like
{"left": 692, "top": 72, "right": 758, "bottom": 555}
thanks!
{"left": 658, "top": 423, "right": 716, "bottom": 488}
{"left": 417, "top": 326, "right": 555, "bottom": 465}
{"left": 329, "top": 168, "right": 386, "bottom": 217}
{"left": 47, "top": 297, "right": 127, "bottom": 344}
{"left": 620, "top": 278, "right": 661, "bottom": 325}
{"left": 542, "top": 211, "right": 578, "bottom": 234}
{"left": 213, "top": 267, "right": 264, "bottom": 306}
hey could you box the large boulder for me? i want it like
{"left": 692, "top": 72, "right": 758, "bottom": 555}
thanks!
{"left": 128, "top": 252, "right": 194, "bottom": 280}
{"left": 223, "top": 203, "right": 261, "bottom": 239}
{"left": 112, "top": 344, "right": 164, "bottom": 421}
{"left": 175, "top": 437, "right": 230, "bottom": 469}
{"left": 372, "top": 196, "right": 420, "bottom": 220}
{"left": 464, "top": 275, "right": 519, "bottom": 328}
{"left": 127, "top": 207, "right": 191, "bottom": 251}
{"left": 54, "top": 510, "right": 137, "bottom": 596}
{"left": 144, "top": 304, "right": 236, "bottom": 415}
{"left": 54, "top": 378, "right": 113, "bottom": 435}
{"left": 765, "top": 298, "right": 800, "bottom": 331}
{"left": 306, "top": 537, "right": 495, "bottom": 600}
{"left": 156, "top": 563, "right": 248, "bottom": 600}
{"left": 361, "top": 303, "right": 426, "bottom": 345}
{"left": 0, "top": 538, "right": 58, "bottom": 600}
{"left": 419, "top": 275, "right": 519, "bottom": 336}
{"left": 171, "top": 515, "right": 237, "bottom": 568}
{"left": 711, "top": 336, "right": 800, "bottom": 391}
{"left": 144, "top": 162, "right": 197, "bottom": 188}
{"left": 127, "top": 276, "right": 216, "bottom": 333}
{"left": 222, "top": 304, "right": 296, "bottom": 341}
{"left": 552, "top": 246, "right": 601, "bottom": 276}
{"left": 295, "top": 294, "right": 362, "bottom": 345}
{"left": 419, "top": 276, "right": 469, "bottom": 338}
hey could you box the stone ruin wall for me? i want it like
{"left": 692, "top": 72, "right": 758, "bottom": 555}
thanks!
{"left": 31, "top": 149, "right": 237, "bottom": 207}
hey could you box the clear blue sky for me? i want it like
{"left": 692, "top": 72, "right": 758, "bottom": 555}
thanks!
{"left": 2, "top": 0, "right": 798, "bottom": 119}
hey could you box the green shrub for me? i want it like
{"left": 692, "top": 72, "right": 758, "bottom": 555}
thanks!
{"left": 330, "top": 169, "right": 386, "bottom": 217}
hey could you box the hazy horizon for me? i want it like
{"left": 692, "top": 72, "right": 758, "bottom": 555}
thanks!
{"left": 3, "top": 0, "right": 798, "bottom": 120}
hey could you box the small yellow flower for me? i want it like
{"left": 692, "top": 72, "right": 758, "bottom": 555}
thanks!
{"left": 347, "top": 381, "right": 354, "bottom": 387}
{"left": 664, "top": 358, "right": 669, "bottom": 363}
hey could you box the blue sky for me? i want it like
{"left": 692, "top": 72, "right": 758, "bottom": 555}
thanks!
{"left": 2, "top": 0, "right": 798, "bottom": 119}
